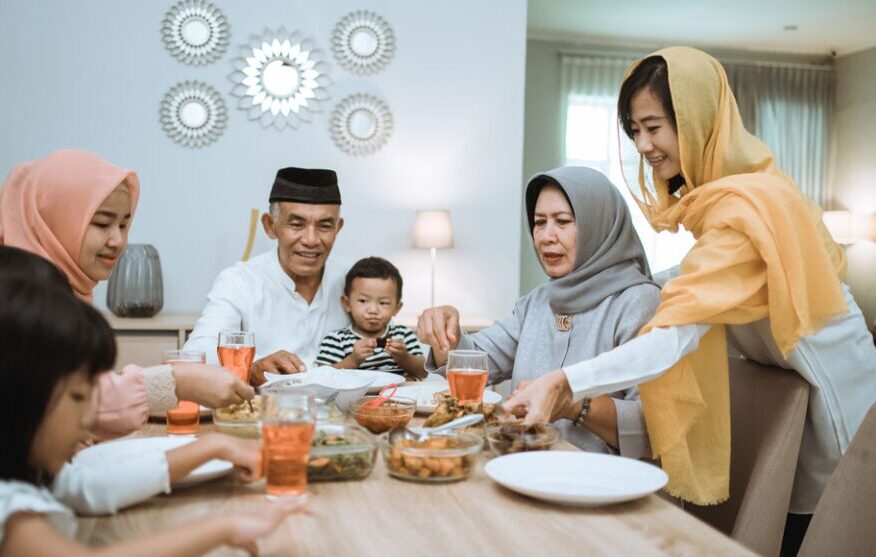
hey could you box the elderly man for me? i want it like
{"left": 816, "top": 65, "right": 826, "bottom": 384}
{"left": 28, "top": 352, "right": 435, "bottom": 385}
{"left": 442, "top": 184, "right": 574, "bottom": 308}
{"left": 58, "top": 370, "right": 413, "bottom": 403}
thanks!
{"left": 185, "top": 167, "right": 349, "bottom": 385}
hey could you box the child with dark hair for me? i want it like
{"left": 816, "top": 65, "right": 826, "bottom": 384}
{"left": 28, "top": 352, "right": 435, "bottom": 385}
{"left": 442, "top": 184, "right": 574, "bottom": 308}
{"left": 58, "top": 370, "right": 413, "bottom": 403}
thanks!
{"left": 315, "top": 257, "right": 426, "bottom": 379}
{"left": 0, "top": 246, "right": 71, "bottom": 290}
{"left": 0, "top": 247, "right": 272, "bottom": 517}
{"left": 0, "top": 279, "right": 303, "bottom": 555}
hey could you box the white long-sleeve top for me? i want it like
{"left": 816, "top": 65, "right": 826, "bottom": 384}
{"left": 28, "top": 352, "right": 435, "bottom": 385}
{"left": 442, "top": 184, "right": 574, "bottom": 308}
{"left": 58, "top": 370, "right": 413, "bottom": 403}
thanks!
{"left": 52, "top": 451, "right": 170, "bottom": 515}
{"left": 562, "top": 283, "right": 876, "bottom": 513}
{"left": 184, "top": 249, "right": 350, "bottom": 366}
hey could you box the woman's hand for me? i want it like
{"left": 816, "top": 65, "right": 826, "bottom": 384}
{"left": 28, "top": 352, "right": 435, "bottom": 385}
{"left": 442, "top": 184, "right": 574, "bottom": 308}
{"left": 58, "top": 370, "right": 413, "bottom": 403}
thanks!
{"left": 417, "top": 306, "right": 462, "bottom": 359}
{"left": 172, "top": 363, "right": 254, "bottom": 408}
{"left": 502, "top": 369, "right": 574, "bottom": 425}
{"left": 225, "top": 496, "right": 308, "bottom": 556}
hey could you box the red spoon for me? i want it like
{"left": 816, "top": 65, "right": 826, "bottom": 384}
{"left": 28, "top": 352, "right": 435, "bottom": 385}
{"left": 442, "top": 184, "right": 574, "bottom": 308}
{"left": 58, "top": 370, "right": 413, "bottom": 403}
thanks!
{"left": 362, "top": 383, "right": 398, "bottom": 408}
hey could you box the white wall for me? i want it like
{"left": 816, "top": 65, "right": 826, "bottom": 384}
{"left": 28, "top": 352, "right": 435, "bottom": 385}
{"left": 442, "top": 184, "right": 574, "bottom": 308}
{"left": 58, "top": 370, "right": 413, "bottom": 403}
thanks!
{"left": 0, "top": 0, "right": 527, "bottom": 322}
{"left": 834, "top": 46, "right": 876, "bottom": 326}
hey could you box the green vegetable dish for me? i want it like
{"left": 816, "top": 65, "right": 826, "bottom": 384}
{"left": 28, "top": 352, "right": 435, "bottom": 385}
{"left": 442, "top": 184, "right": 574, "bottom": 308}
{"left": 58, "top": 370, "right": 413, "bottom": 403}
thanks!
{"left": 307, "top": 424, "right": 378, "bottom": 481}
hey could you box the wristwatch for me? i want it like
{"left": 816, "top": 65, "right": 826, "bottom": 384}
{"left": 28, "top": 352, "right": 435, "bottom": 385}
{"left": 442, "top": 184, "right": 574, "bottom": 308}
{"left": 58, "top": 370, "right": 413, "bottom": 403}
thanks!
{"left": 572, "top": 397, "right": 592, "bottom": 428}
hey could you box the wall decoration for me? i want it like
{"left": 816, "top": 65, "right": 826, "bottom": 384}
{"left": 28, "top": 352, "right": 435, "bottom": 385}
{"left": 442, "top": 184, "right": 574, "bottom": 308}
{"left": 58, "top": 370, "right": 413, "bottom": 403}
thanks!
{"left": 230, "top": 28, "right": 331, "bottom": 130}
{"left": 332, "top": 10, "right": 395, "bottom": 75}
{"left": 330, "top": 93, "right": 393, "bottom": 156}
{"left": 162, "top": 0, "right": 229, "bottom": 66}
{"left": 160, "top": 81, "right": 227, "bottom": 148}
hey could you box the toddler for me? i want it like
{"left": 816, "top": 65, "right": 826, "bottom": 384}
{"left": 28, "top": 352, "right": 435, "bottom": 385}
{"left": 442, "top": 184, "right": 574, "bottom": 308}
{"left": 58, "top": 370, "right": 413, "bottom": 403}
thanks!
{"left": 316, "top": 257, "right": 426, "bottom": 379}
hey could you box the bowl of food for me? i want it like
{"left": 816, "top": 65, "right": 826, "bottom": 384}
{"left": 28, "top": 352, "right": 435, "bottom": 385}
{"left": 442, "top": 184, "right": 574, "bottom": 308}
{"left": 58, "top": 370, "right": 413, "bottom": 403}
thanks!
{"left": 212, "top": 395, "right": 264, "bottom": 438}
{"left": 381, "top": 431, "right": 483, "bottom": 483}
{"left": 351, "top": 396, "right": 416, "bottom": 434}
{"left": 485, "top": 422, "right": 559, "bottom": 456}
{"left": 307, "top": 424, "right": 378, "bottom": 481}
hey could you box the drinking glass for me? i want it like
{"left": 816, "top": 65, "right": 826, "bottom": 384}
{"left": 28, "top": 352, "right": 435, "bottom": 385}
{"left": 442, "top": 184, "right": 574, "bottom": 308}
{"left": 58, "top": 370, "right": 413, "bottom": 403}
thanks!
{"left": 446, "top": 350, "right": 489, "bottom": 404}
{"left": 260, "top": 392, "right": 317, "bottom": 497}
{"left": 162, "top": 350, "right": 206, "bottom": 435}
{"left": 218, "top": 331, "right": 255, "bottom": 383}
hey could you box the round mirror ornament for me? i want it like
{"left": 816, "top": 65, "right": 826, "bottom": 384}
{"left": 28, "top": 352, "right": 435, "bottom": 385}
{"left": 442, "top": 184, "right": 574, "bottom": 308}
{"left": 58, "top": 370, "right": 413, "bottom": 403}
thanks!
{"left": 160, "top": 81, "right": 227, "bottom": 148}
{"left": 330, "top": 94, "right": 393, "bottom": 156}
{"left": 162, "top": 0, "right": 229, "bottom": 66}
{"left": 332, "top": 11, "right": 395, "bottom": 76}
{"left": 230, "top": 28, "right": 332, "bottom": 130}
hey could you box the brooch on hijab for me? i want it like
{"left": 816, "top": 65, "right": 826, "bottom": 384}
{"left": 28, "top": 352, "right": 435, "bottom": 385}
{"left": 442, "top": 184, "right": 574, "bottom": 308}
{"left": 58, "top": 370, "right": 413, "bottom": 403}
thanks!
{"left": 555, "top": 314, "right": 572, "bottom": 332}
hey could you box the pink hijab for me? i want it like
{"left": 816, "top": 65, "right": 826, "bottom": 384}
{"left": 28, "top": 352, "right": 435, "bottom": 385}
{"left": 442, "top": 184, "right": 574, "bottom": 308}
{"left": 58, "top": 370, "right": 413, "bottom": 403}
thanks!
{"left": 0, "top": 149, "right": 140, "bottom": 301}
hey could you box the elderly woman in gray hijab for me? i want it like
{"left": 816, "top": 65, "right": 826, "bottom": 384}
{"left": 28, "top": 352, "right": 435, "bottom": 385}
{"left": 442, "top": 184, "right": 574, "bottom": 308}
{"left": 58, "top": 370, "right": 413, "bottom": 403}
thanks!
{"left": 418, "top": 166, "right": 660, "bottom": 457}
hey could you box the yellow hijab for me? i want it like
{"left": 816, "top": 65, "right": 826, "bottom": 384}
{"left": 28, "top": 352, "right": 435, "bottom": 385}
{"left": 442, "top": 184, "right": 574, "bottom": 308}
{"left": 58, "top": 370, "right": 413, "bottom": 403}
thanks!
{"left": 623, "top": 47, "right": 847, "bottom": 504}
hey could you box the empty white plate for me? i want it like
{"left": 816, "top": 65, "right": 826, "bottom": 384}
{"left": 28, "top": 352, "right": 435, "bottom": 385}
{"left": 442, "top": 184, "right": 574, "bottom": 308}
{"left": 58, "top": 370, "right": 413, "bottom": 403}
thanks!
{"left": 393, "top": 383, "right": 502, "bottom": 413}
{"left": 74, "top": 436, "right": 233, "bottom": 488}
{"left": 485, "top": 451, "right": 668, "bottom": 506}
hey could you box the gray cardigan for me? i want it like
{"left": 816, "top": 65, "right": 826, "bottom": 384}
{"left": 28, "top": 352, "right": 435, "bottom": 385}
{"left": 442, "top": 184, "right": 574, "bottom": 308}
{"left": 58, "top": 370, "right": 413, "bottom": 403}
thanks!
{"left": 427, "top": 282, "right": 660, "bottom": 459}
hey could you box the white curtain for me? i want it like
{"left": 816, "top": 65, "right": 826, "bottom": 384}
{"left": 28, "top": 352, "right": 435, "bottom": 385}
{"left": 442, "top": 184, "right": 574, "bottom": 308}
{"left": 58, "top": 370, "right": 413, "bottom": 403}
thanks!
{"left": 559, "top": 55, "right": 636, "bottom": 160}
{"left": 724, "top": 62, "right": 834, "bottom": 206}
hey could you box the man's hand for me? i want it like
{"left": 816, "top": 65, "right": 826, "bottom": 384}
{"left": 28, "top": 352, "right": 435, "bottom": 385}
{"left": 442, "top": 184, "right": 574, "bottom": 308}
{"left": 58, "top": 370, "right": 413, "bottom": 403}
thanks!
{"left": 250, "top": 350, "right": 307, "bottom": 385}
{"left": 172, "top": 363, "right": 255, "bottom": 408}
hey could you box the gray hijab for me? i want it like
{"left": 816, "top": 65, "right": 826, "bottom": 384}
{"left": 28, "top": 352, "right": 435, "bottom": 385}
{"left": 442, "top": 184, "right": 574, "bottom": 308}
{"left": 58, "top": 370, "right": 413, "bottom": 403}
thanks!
{"left": 525, "top": 166, "right": 655, "bottom": 315}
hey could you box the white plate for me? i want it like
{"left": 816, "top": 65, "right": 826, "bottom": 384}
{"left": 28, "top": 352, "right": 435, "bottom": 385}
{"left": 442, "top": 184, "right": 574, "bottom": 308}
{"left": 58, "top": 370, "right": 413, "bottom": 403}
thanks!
{"left": 149, "top": 405, "right": 211, "bottom": 419}
{"left": 74, "top": 436, "right": 233, "bottom": 488}
{"left": 353, "top": 370, "right": 405, "bottom": 393}
{"left": 485, "top": 451, "right": 668, "bottom": 506}
{"left": 265, "top": 368, "right": 406, "bottom": 393}
{"left": 393, "top": 383, "right": 502, "bottom": 413}
{"left": 262, "top": 367, "right": 376, "bottom": 411}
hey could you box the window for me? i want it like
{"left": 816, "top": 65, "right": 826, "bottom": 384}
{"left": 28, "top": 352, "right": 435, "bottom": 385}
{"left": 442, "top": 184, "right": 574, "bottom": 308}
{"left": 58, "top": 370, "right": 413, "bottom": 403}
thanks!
{"left": 564, "top": 94, "right": 695, "bottom": 274}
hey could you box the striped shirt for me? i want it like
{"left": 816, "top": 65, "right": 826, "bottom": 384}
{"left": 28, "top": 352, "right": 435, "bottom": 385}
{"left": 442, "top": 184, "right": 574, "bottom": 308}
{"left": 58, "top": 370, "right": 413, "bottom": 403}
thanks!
{"left": 315, "top": 323, "right": 423, "bottom": 372}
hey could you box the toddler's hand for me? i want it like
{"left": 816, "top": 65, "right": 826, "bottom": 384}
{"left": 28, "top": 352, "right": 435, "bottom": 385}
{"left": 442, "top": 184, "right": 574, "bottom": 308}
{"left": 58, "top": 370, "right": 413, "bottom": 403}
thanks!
{"left": 384, "top": 337, "right": 408, "bottom": 362}
{"left": 351, "top": 338, "right": 376, "bottom": 365}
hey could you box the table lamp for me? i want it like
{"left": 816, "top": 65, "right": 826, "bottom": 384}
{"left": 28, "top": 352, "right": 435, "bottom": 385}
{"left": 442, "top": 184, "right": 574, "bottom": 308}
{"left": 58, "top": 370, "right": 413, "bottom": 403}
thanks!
{"left": 823, "top": 210, "right": 876, "bottom": 245}
{"left": 413, "top": 210, "right": 453, "bottom": 307}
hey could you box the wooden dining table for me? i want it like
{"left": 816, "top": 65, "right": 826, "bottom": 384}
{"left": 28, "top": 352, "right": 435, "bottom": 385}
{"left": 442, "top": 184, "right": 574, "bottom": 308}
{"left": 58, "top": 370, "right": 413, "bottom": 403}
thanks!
{"left": 75, "top": 421, "right": 755, "bottom": 557}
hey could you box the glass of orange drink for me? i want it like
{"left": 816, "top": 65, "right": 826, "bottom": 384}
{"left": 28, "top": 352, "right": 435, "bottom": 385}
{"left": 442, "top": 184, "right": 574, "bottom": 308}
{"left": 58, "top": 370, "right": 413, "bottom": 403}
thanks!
{"left": 162, "top": 350, "right": 206, "bottom": 435}
{"left": 260, "top": 392, "right": 316, "bottom": 498}
{"left": 217, "top": 331, "right": 255, "bottom": 383}
{"left": 446, "top": 350, "right": 489, "bottom": 404}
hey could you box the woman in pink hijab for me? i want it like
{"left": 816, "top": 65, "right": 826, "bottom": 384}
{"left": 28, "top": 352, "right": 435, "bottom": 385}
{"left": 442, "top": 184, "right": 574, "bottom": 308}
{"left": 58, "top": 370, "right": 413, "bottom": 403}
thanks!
{"left": 0, "top": 149, "right": 254, "bottom": 439}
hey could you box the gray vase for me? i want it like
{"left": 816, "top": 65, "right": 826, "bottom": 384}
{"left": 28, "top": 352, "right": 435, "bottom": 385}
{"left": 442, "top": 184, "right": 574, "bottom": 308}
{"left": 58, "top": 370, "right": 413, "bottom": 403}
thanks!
{"left": 107, "top": 244, "right": 164, "bottom": 318}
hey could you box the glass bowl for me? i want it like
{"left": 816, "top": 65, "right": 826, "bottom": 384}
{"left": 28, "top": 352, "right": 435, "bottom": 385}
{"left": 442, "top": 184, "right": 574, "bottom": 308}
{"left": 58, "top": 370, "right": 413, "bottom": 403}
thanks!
{"left": 350, "top": 396, "right": 416, "bottom": 434}
{"left": 308, "top": 423, "right": 378, "bottom": 481}
{"left": 381, "top": 431, "right": 483, "bottom": 483}
{"left": 485, "top": 422, "right": 560, "bottom": 456}
{"left": 212, "top": 395, "right": 264, "bottom": 438}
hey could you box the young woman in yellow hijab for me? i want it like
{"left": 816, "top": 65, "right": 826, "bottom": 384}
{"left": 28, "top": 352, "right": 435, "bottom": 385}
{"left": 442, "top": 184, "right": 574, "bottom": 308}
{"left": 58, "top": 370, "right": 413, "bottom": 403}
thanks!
{"left": 503, "top": 46, "right": 876, "bottom": 547}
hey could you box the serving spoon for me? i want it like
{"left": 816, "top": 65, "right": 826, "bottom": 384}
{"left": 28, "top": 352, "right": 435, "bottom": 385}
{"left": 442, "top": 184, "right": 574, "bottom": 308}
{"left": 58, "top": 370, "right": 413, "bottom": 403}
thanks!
{"left": 388, "top": 413, "right": 484, "bottom": 444}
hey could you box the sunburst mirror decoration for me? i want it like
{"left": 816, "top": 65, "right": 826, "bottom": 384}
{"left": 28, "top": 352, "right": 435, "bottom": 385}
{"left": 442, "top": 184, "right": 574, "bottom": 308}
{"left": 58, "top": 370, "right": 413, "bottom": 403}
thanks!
{"left": 330, "top": 94, "right": 393, "bottom": 156}
{"left": 160, "top": 81, "right": 227, "bottom": 148}
{"left": 161, "top": 0, "right": 229, "bottom": 66}
{"left": 332, "top": 11, "right": 395, "bottom": 75}
{"left": 230, "top": 28, "right": 331, "bottom": 130}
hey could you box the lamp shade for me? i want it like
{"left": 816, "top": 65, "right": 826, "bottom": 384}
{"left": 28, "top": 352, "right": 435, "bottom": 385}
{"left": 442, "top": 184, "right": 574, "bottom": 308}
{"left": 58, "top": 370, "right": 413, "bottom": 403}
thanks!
{"left": 413, "top": 210, "right": 453, "bottom": 249}
{"left": 823, "top": 210, "right": 876, "bottom": 245}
